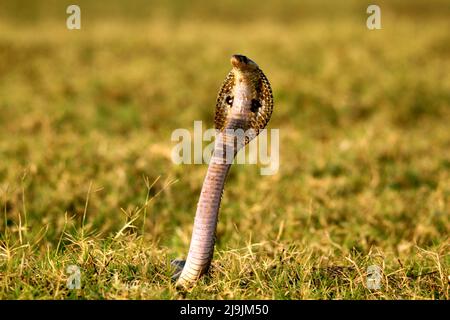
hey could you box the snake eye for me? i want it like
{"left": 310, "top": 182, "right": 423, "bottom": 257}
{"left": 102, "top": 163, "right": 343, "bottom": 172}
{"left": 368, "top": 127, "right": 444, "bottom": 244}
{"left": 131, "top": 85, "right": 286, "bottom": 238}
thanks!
{"left": 250, "top": 99, "right": 261, "bottom": 113}
{"left": 225, "top": 96, "right": 233, "bottom": 106}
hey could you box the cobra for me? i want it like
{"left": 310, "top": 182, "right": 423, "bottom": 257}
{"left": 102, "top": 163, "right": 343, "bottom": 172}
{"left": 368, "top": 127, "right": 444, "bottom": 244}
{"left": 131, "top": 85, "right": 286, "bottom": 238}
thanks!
{"left": 172, "top": 54, "right": 274, "bottom": 286}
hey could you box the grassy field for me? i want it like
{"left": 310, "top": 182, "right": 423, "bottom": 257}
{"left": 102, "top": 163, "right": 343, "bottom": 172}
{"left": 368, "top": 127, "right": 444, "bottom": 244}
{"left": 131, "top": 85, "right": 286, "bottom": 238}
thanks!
{"left": 0, "top": 1, "right": 449, "bottom": 299}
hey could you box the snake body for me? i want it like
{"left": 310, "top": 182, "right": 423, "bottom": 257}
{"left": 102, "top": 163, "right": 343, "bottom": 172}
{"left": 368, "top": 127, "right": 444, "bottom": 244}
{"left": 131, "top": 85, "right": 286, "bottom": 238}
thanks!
{"left": 174, "top": 55, "right": 273, "bottom": 286}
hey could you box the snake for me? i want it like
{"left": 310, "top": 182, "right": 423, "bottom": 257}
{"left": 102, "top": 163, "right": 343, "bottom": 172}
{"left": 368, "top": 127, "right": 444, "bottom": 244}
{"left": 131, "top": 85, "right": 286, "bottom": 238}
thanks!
{"left": 172, "top": 54, "right": 274, "bottom": 286}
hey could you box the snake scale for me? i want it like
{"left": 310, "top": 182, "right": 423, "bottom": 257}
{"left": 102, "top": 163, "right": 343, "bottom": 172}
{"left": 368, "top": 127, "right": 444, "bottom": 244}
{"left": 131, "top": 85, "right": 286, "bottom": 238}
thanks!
{"left": 173, "top": 54, "right": 274, "bottom": 286}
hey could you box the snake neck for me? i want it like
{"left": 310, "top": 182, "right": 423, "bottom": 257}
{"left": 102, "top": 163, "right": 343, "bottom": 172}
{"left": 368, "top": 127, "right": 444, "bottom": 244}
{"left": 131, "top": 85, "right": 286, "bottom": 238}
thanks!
{"left": 176, "top": 128, "right": 245, "bottom": 286}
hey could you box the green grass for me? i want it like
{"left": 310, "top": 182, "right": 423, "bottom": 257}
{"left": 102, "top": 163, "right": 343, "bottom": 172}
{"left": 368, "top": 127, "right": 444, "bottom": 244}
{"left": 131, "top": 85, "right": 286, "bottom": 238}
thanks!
{"left": 0, "top": 1, "right": 449, "bottom": 299}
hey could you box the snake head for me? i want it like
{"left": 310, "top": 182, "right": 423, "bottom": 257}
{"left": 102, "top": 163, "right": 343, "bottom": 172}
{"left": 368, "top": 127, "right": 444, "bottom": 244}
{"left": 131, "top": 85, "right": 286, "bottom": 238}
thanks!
{"left": 230, "top": 54, "right": 259, "bottom": 71}
{"left": 215, "top": 54, "right": 273, "bottom": 143}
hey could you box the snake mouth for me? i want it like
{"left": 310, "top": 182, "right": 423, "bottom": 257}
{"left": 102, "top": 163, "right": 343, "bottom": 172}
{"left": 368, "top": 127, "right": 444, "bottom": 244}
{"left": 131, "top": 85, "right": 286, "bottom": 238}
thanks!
{"left": 231, "top": 54, "right": 258, "bottom": 71}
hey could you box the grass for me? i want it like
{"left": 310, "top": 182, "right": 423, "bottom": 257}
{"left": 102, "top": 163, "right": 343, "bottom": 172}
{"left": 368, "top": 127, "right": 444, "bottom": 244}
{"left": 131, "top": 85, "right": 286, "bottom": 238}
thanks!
{"left": 0, "top": 1, "right": 449, "bottom": 299}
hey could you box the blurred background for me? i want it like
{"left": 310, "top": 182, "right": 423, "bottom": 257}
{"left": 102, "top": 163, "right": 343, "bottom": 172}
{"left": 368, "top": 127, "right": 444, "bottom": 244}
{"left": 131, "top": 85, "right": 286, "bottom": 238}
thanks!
{"left": 0, "top": 0, "right": 448, "bottom": 297}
